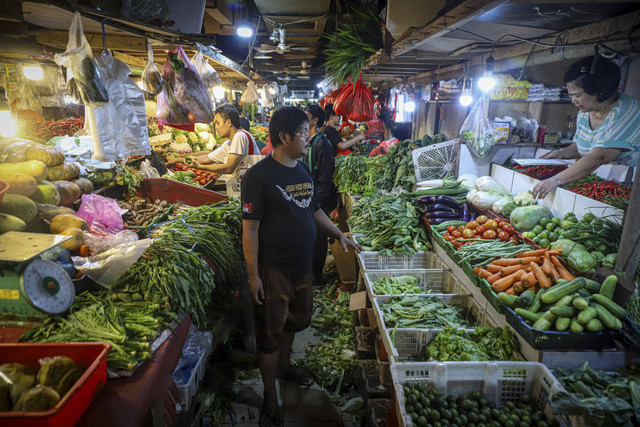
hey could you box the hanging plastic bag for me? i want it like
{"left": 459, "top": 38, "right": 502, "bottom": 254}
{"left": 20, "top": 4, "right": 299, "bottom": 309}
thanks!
{"left": 240, "top": 81, "right": 260, "bottom": 104}
{"left": 142, "top": 43, "right": 162, "bottom": 95}
{"left": 54, "top": 12, "right": 109, "bottom": 106}
{"left": 85, "top": 54, "right": 151, "bottom": 161}
{"left": 76, "top": 194, "right": 126, "bottom": 232}
{"left": 191, "top": 49, "right": 221, "bottom": 90}
{"left": 156, "top": 45, "right": 214, "bottom": 126}
{"left": 333, "top": 83, "right": 352, "bottom": 117}
{"left": 459, "top": 96, "right": 496, "bottom": 157}
{"left": 346, "top": 80, "right": 374, "bottom": 122}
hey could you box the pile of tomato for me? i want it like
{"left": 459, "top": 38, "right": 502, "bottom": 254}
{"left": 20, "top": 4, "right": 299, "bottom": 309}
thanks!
{"left": 443, "top": 215, "right": 520, "bottom": 250}
{"left": 173, "top": 162, "right": 218, "bottom": 185}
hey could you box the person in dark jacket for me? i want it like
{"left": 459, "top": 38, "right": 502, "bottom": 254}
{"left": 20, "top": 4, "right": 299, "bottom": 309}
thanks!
{"left": 303, "top": 104, "right": 338, "bottom": 286}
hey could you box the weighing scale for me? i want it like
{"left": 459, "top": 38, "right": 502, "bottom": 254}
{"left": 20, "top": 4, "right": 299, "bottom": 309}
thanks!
{"left": 0, "top": 231, "right": 75, "bottom": 325}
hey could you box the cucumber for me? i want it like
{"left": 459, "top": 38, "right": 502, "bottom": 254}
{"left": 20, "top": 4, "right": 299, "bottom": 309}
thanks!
{"left": 541, "top": 278, "right": 586, "bottom": 304}
{"left": 554, "top": 295, "right": 574, "bottom": 307}
{"left": 572, "top": 297, "right": 590, "bottom": 311}
{"left": 433, "top": 220, "right": 468, "bottom": 232}
{"left": 577, "top": 288, "right": 591, "bottom": 298}
{"left": 577, "top": 306, "right": 598, "bottom": 325}
{"left": 515, "top": 308, "right": 542, "bottom": 323}
{"left": 499, "top": 292, "right": 521, "bottom": 308}
{"left": 550, "top": 306, "right": 575, "bottom": 317}
{"left": 527, "top": 289, "right": 546, "bottom": 313}
{"left": 556, "top": 317, "right": 571, "bottom": 332}
{"left": 586, "top": 318, "right": 604, "bottom": 332}
{"left": 583, "top": 278, "right": 601, "bottom": 294}
{"left": 555, "top": 279, "right": 568, "bottom": 285}
{"left": 519, "top": 289, "right": 535, "bottom": 307}
{"left": 593, "top": 303, "right": 623, "bottom": 330}
{"left": 592, "top": 294, "right": 627, "bottom": 319}
{"left": 532, "top": 310, "right": 556, "bottom": 331}
{"left": 570, "top": 318, "right": 584, "bottom": 334}
{"left": 599, "top": 275, "right": 617, "bottom": 300}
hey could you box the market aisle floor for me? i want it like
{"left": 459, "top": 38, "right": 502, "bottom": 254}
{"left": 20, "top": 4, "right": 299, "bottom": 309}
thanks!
{"left": 227, "top": 327, "right": 357, "bottom": 427}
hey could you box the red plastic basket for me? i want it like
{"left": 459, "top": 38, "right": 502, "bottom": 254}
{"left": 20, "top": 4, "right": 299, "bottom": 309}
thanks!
{"left": 0, "top": 342, "right": 110, "bottom": 426}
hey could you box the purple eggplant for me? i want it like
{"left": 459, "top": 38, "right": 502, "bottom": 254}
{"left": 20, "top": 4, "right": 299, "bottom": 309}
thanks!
{"left": 425, "top": 211, "right": 461, "bottom": 219}
{"left": 426, "top": 217, "right": 456, "bottom": 225}
{"left": 416, "top": 196, "right": 462, "bottom": 210}
{"left": 461, "top": 203, "right": 470, "bottom": 222}
{"left": 425, "top": 203, "right": 458, "bottom": 213}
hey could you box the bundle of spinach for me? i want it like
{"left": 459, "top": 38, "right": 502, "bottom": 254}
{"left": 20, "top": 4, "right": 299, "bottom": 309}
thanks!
{"left": 372, "top": 275, "right": 423, "bottom": 295}
{"left": 347, "top": 194, "right": 429, "bottom": 255}
{"left": 333, "top": 155, "right": 374, "bottom": 196}
{"left": 417, "top": 326, "right": 520, "bottom": 362}
{"left": 551, "top": 362, "right": 640, "bottom": 427}
{"left": 381, "top": 295, "right": 473, "bottom": 329}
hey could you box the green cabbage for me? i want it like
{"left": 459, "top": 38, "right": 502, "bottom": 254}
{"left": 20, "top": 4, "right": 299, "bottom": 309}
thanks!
{"left": 550, "top": 239, "right": 587, "bottom": 259}
{"left": 590, "top": 251, "right": 605, "bottom": 266}
{"left": 509, "top": 205, "right": 554, "bottom": 232}
{"left": 568, "top": 250, "right": 597, "bottom": 274}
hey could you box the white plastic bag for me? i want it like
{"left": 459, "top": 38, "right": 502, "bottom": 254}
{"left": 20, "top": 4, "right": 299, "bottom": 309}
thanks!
{"left": 85, "top": 54, "right": 151, "bottom": 161}
{"left": 139, "top": 159, "right": 160, "bottom": 178}
{"left": 82, "top": 229, "right": 139, "bottom": 255}
{"left": 192, "top": 49, "right": 221, "bottom": 90}
{"left": 142, "top": 43, "right": 163, "bottom": 95}
{"left": 240, "top": 81, "right": 259, "bottom": 104}
{"left": 459, "top": 96, "right": 496, "bottom": 157}
{"left": 54, "top": 12, "right": 109, "bottom": 106}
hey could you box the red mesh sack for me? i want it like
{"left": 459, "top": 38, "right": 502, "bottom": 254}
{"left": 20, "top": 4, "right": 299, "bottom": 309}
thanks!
{"left": 346, "top": 80, "right": 375, "bottom": 122}
{"left": 333, "top": 83, "right": 352, "bottom": 117}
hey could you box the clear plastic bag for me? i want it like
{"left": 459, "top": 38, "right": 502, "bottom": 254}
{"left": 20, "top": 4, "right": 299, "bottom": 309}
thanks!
{"left": 459, "top": 96, "right": 496, "bottom": 157}
{"left": 156, "top": 46, "right": 214, "bottom": 126}
{"left": 83, "top": 229, "right": 139, "bottom": 255}
{"left": 84, "top": 54, "right": 151, "bottom": 161}
{"left": 54, "top": 12, "right": 109, "bottom": 106}
{"left": 191, "top": 49, "right": 221, "bottom": 90}
{"left": 72, "top": 239, "right": 152, "bottom": 288}
{"left": 142, "top": 43, "right": 163, "bottom": 95}
{"left": 240, "top": 81, "right": 259, "bottom": 104}
{"left": 76, "top": 194, "right": 126, "bottom": 232}
{"left": 139, "top": 159, "right": 160, "bottom": 178}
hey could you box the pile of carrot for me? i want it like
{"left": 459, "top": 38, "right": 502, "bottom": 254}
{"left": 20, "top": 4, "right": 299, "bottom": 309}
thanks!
{"left": 473, "top": 248, "right": 575, "bottom": 296}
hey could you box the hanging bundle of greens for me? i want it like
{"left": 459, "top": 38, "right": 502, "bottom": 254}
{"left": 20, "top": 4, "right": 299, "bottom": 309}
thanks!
{"left": 323, "top": 7, "right": 382, "bottom": 84}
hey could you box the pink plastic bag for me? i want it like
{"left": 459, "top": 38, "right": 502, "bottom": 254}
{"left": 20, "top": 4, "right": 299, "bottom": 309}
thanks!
{"left": 76, "top": 194, "right": 126, "bottom": 232}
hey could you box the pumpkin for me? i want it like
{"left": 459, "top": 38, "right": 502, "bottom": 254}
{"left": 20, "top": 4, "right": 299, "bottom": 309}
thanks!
{"left": 52, "top": 180, "right": 82, "bottom": 206}
{"left": 50, "top": 213, "right": 88, "bottom": 234}
{"left": 47, "top": 161, "right": 80, "bottom": 181}
{"left": 25, "top": 145, "right": 65, "bottom": 166}
{"left": 72, "top": 177, "right": 94, "bottom": 194}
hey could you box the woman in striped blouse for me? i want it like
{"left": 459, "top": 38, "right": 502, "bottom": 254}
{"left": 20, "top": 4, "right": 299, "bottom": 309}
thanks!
{"left": 532, "top": 56, "right": 640, "bottom": 199}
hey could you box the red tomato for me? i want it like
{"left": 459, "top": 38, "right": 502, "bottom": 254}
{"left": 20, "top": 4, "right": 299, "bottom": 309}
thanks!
{"left": 462, "top": 228, "right": 475, "bottom": 239}
{"left": 475, "top": 225, "right": 486, "bottom": 235}
{"left": 444, "top": 234, "right": 453, "bottom": 241}
{"left": 502, "top": 224, "right": 516, "bottom": 235}
{"left": 482, "top": 230, "right": 497, "bottom": 239}
{"left": 452, "top": 230, "right": 463, "bottom": 238}
{"left": 451, "top": 240, "right": 462, "bottom": 250}
{"left": 447, "top": 225, "right": 458, "bottom": 234}
{"left": 458, "top": 226, "right": 465, "bottom": 232}
{"left": 510, "top": 236, "right": 520, "bottom": 244}
{"left": 476, "top": 215, "right": 488, "bottom": 224}
{"left": 485, "top": 220, "right": 498, "bottom": 231}
{"left": 466, "top": 220, "right": 479, "bottom": 230}
{"left": 498, "top": 231, "right": 510, "bottom": 241}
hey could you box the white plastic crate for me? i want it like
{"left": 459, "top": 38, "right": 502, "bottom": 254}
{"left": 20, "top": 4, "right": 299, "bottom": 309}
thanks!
{"left": 357, "top": 251, "right": 441, "bottom": 271}
{"left": 176, "top": 354, "right": 206, "bottom": 410}
{"left": 375, "top": 338, "right": 393, "bottom": 387}
{"left": 364, "top": 269, "right": 452, "bottom": 298}
{"left": 392, "top": 361, "right": 569, "bottom": 427}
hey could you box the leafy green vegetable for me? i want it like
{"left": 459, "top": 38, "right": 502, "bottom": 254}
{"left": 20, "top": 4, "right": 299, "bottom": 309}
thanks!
{"left": 381, "top": 295, "right": 474, "bottom": 329}
{"left": 417, "top": 326, "right": 520, "bottom": 362}
{"left": 372, "top": 275, "right": 423, "bottom": 295}
{"left": 333, "top": 155, "right": 375, "bottom": 195}
{"left": 567, "top": 249, "right": 597, "bottom": 274}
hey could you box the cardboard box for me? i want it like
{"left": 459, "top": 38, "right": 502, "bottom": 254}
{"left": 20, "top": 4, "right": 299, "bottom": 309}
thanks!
{"left": 332, "top": 232, "right": 356, "bottom": 282}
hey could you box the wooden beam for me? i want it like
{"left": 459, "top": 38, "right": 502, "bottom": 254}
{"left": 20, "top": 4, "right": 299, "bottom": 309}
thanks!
{"left": 614, "top": 165, "right": 640, "bottom": 304}
{"left": 112, "top": 51, "right": 146, "bottom": 70}
{"left": 35, "top": 30, "right": 147, "bottom": 51}
{"left": 0, "top": 0, "right": 22, "bottom": 22}
{"left": 197, "top": 42, "right": 253, "bottom": 81}
{"left": 391, "top": 0, "right": 505, "bottom": 58}
{"left": 205, "top": 5, "right": 232, "bottom": 26}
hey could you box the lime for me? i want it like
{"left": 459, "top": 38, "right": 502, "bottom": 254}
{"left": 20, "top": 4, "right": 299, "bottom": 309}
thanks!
{"left": 548, "top": 232, "right": 559, "bottom": 242}
{"left": 564, "top": 212, "right": 577, "bottom": 219}
{"left": 545, "top": 223, "right": 557, "bottom": 231}
{"left": 539, "top": 238, "right": 550, "bottom": 248}
{"left": 551, "top": 217, "right": 561, "bottom": 224}
{"left": 538, "top": 230, "right": 549, "bottom": 240}
{"left": 532, "top": 235, "right": 541, "bottom": 244}
{"left": 560, "top": 220, "right": 574, "bottom": 229}
{"left": 583, "top": 212, "right": 596, "bottom": 223}
{"left": 597, "top": 243, "right": 609, "bottom": 253}
{"left": 532, "top": 225, "right": 544, "bottom": 234}
{"left": 539, "top": 218, "right": 550, "bottom": 227}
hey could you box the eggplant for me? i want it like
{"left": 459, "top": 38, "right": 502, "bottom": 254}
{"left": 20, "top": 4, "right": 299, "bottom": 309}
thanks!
{"left": 425, "top": 203, "right": 457, "bottom": 213}
{"left": 425, "top": 211, "right": 461, "bottom": 219}
{"left": 417, "top": 195, "right": 462, "bottom": 210}
{"left": 427, "top": 217, "right": 457, "bottom": 225}
{"left": 461, "top": 203, "right": 470, "bottom": 222}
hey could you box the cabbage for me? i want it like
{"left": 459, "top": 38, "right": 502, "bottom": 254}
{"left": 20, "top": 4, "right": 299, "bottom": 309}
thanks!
{"left": 492, "top": 197, "right": 513, "bottom": 213}
{"left": 567, "top": 249, "right": 597, "bottom": 273}
{"left": 550, "top": 239, "right": 586, "bottom": 259}
{"left": 590, "top": 251, "right": 605, "bottom": 266}
{"left": 473, "top": 191, "right": 504, "bottom": 210}
{"left": 475, "top": 176, "right": 511, "bottom": 196}
{"left": 457, "top": 174, "right": 478, "bottom": 190}
{"left": 501, "top": 201, "right": 517, "bottom": 218}
{"left": 603, "top": 253, "right": 617, "bottom": 269}
{"left": 509, "top": 205, "right": 553, "bottom": 232}
{"left": 466, "top": 189, "right": 478, "bottom": 204}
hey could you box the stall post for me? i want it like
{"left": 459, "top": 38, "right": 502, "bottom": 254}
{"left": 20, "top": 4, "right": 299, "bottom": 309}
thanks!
{"left": 613, "top": 165, "right": 640, "bottom": 303}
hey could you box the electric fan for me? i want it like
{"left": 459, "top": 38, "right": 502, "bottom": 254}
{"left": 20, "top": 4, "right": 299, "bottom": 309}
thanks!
{"left": 412, "top": 139, "right": 461, "bottom": 182}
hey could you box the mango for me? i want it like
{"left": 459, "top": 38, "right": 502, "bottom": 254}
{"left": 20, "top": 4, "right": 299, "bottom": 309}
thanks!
{"left": 50, "top": 213, "right": 88, "bottom": 234}
{"left": 0, "top": 193, "right": 38, "bottom": 223}
{"left": 4, "top": 173, "right": 38, "bottom": 196}
{"left": 57, "top": 227, "right": 84, "bottom": 251}
{"left": 0, "top": 213, "right": 27, "bottom": 233}
{"left": 30, "top": 182, "right": 61, "bottom": 206}
{"left": 0, "top": 160, "right": 48, "bottom": 182}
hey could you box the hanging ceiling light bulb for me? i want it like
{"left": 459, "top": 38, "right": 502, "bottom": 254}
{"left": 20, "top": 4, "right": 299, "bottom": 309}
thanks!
{"left": 212, "top": 86, "right": 227, "bottom": 100}
{"left": 0, "top": 88, "right": 16, "bottom": 138}
{"left": 478, "top": 56, "right": 496, "bottom": 92}
{"left": 23, "top": 65, "right": 43, "bottom": 81}
{"left": 459, "top": 78, "right": 473, "bottom": 106}
{"left": 237, "top": 21, "right": 253, "bottom": 38}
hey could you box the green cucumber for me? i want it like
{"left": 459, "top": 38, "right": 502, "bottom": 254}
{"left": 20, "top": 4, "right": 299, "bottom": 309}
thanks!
{"left": 550, "top": 306, "right": 575, "bottom": 317}
{"left": 577, "top": 288, "right": 591, "bottom": 298}
{"left": 572, "top": 297, "right": 590, "bottom": 311}
{"left": 518, "top": 289, "right": 535, "bottom": 307}
{"left": 593, "top": 303, "right": 623, "bottom": 330}
{"left": 592, "top": 294, "right": 627, "bottom": 319}
{"left": 599, "top": 275, "right": 617, "bottom": 300}
{"left": 554, "top": 295, "right": 574, "bottom": 307}
{"left": 570, "top": 318, "right": 584, "bottom": 334}
{"left": 499, "top": 292, "right": 521, "bottom": 308}
{"left": 583, "top": 278, "right": 601, "bottom": 294}
{"left": 515, "top": 308, "right": 542, "bottom": 323}
{"left": 555, "top": 317, "right": 571, "bottom": 332}
{"left": 577, "top": 306, "right": 598, "bottom": 325}
{"left": 541, "top": 278, "right": 586, "bottom": 304}
{"left": 586, "top": 318, "right": 604, "bottom": 332}
{"left": 527, "top": 289, "right": 546, "bottom": 313}
{"left": 532, "top": 310, "right": 556, "bottom": 331}
{"left": 555, "top": 279, "right": 568, "bottom": 285}
{"left": 433, "top": 220, "right": 468, "bottom": 232}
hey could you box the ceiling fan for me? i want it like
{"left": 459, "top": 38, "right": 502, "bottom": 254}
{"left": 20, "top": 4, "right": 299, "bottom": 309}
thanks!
{"left": 254, "top": 28, "right": 310, "bottom": 54}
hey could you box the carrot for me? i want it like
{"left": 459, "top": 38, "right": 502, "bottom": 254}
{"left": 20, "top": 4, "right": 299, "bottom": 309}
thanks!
{"left": 548, "top": 249, "right": 562, "bottom": 256}
{"left": 486, "top": 264, "right": 503, "bottom": 273}
{"left": 487, "top": 272, "right": 504, "bottom": 284}
{"left": 551, "top": 255, "right": 575, "bottom": 281}
{"left": 517, "top": 248, "right": 548, "bottom": 258}
{"left": 541, "top": 254, "right": 554, "bottom": 277}
{"left": 499, "top": 264, "right": 529, "bottom": 276}
{"left": 521, "top": 272, "right": 538, "bottom": 288}
{"left": 513, "top": 281, "right": 524, "bottom": 294}
{"left": 531, "top": 261, "right": 551, "bottom": 288}
{"left": 545, "top": 253, "right": 561, "bottom": 282}
{"left": 492, "top": 270, "right": 524, "bottom": 293}
{"left": 505, "top": 286, "right": 517, "bottom": 295}
{"left": 475, "top": 268, "right": 492, "bottom": 280}
{"left": 492, "top": 256, "right": 541, "bottom": 266}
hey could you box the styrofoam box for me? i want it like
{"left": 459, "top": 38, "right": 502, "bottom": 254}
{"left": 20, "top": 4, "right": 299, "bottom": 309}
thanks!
{"left": 392, "top": 361, "right": 568, "bottom": 427}
{"left": 177, "top": 354, "right": 206, "bottom": 411}
{"left": 357, "top": 251, "right": 442, "bottom": 271}
{"left": 364, "top": 269, "right": 453, "bottom": 299}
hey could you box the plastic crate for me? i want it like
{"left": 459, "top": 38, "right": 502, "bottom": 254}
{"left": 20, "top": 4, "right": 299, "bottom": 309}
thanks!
{"left": 357, "top": 251, "right": 440, "bottom": 272}
{"left": 430, "top": 230, "right": 459, "bottom": 261}
{"left": 366, "top": 399, "right": 394, "bottom": 427}
{"left": 503, "top": 303, "right": 618, "bottom": 350}
{"left": 358, "top": 360, "right": 390, "bottom": 399}
{"left": 0, "top": 342, "right": 110, "bottom": 427}
{"left": 478, "top": 277, "right": 503, "bottom": 313}
{"left": 364, "top": 269, "right": 453, "bottom": 298}
{"left": 392, "top": 361, "right": 568, "bottom": 427}
{"left": 175, "top": 354, "right": 207, "bottom": 411}
{"left": 375, "top": 339, "right": 392, "bottom": 387}
{"left": 98, "top": 178, "right": 227, "bottom": 206}
{"left": 355, "top": 326, "right": 376, "bottom": 360}
{"left": 622, "top": 317, "right": 640, "bottom": 352}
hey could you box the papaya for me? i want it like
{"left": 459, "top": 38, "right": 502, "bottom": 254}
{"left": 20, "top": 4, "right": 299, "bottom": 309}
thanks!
{"left": 3, "top": 173, "right": 37, "bottom": 196}
{"left": 50, "top": 213, "right": 88, "bottom": 234}
{"left": 0, "top": 193, "right": 38, "bottom": 223}
{"left": 0, "top": 160, "right": 48, "bottom": 182}
{"left": 57, "top": 227, "right": 84, "bottom": 251}
{"left": 0, "top": 213, "right": 27, "bottom": 233}
{"left": 29, "top": 182, "right": 61, "bottom": 205}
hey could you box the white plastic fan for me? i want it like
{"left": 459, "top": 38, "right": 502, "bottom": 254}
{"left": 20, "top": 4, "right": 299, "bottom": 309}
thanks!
{"left": 412, "top": 138, "right": 461, "bottom": 182}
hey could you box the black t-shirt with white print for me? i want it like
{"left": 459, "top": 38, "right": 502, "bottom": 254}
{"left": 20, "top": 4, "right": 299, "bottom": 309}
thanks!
{"left": 241, "top": 155, "right": 319, "bottom": 274}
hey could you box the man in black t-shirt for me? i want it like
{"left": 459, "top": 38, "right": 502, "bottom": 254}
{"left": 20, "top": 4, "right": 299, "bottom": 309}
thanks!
{"left": 241, "top": 106, "right": 361, "bottom": 426}
{"left": 322, "top": 103, "right": 365, "bottom": 155}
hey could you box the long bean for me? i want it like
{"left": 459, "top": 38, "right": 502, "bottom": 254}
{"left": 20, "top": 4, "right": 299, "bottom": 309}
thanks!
{"left": 456, "top": 240, "right": 534, "bottom": 267}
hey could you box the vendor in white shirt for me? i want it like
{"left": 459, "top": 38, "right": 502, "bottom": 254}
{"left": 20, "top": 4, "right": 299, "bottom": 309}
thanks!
{"left": 166, "top": 104, "right": 259, "bottom": 174}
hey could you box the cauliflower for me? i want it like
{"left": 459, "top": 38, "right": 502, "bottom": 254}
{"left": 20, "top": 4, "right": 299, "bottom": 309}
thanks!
{"left": 188, "top": 132, "right": 199, "bottom": 143}
{"left": 195, "top": 123, "right": 211, "bottom": 133}
{"left": 174, "top": 134, "right": 188, "bottom": 144}
{"left": 514, "top": 191, "right": 536, "bottom": 207}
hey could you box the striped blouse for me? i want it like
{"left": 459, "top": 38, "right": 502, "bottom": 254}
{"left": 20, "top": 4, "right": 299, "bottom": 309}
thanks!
{"left": 574, "top": 93, "right": 640, "bottom": 167}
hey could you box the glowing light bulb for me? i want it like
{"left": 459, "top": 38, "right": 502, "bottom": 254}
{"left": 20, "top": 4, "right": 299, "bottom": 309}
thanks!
{"left": 237, "top": 22, "right": 253, "bottom": 38}
{"left": 0, "top": 111, "right": 17, "bottom": 138}
{"left": 478, "top": 75, "right": 496, "bottom": 92}
{"left": 404, "top": 101, "right": 415, "bottom": 113}
{"left": 212, "top": 86, "right": 226, "bottom": 100}
{"left": 23, "top": 65, "right": 43, "bottom": 81}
